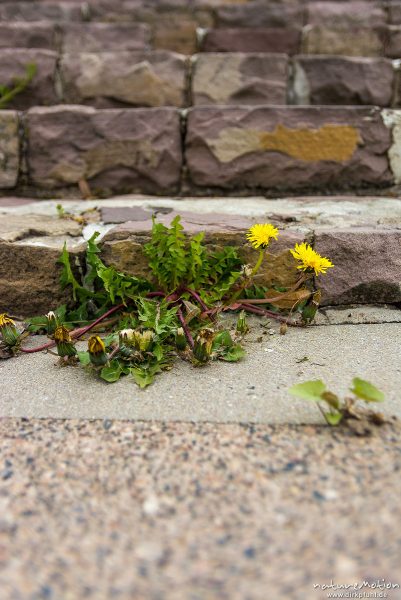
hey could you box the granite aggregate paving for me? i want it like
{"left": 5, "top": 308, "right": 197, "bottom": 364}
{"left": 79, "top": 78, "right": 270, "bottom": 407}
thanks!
{"left": 0, "top": 418, "right": 400, "bottom": 600}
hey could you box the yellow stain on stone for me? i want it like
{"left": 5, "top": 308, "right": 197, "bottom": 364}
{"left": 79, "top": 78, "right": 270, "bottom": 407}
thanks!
{"left": 208, "top": 124, "right": 361, "bottom": 163}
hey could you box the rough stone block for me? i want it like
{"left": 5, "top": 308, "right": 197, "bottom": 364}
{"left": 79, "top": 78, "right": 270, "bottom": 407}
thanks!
{"left": 192, "top": 53, "right": 288, "bottom": 106}
{"left": 306, "top": 1, "right": 386, "bottom": 28}
{"left": 0, "top": 49, "right": 58, "bottom": 110}
{"left": 60, "top": 51, "right": 188, "bottom": 107}
{"left": 0, "top": 111, "right": 19, "bottom": 189}
{"left": 384, "top": 26, "right": 401, "bottom": 58}
{"left": 215, "top": 1, "right": 304, "bottom": 29}
{"left": 0, "top": 22, "right": 57, "bottom": 50}
{"left": 0, "top": 242, "right": 83, "bottom": 316}
{"left": 292, "top": 56, "right": 394, "bottom": 107}
{"left": 0, "top": 1, "right": 85, "bottom": 21}
{"left": 26, "top": 106, "right": 182, "bottom": 194}
{"left": 315, "top": 228, "right": 401, "bottom": 305}
{"left": 201, "top": 28, "right": 301, "bottom": 55}
{"left": 388, "top": 1, "right": 401, "bottom": 24}
{"left": 61, "top": 23, "right": 151, "bottom": 52}
{"left": 185, "top": 106, "right": 392, "bottom": 191}
{"left": 302, "top": 26, "right": 384, "bottom": 57}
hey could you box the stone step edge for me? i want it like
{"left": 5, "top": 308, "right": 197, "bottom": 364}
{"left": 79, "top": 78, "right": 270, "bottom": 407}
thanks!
{"left": 0, "top": 195, "right": 400, "bottom": 315}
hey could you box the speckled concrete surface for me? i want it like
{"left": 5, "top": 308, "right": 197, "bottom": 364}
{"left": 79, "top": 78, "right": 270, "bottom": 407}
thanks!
{"left": 0, "top": 419, "right": 401, "bottom": 600}
{"left": 1, "top": 319, "right": 401, "bottom": 422}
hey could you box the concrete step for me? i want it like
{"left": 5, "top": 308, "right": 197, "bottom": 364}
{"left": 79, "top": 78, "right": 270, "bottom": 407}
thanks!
{"left": 1, "top": 317, "right": 401, "bottom": 422}
{"left": 0, "top": 194, "right": 400, "bottom": 315}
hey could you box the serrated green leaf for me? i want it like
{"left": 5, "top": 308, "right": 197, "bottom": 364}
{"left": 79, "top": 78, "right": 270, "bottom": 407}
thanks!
{"left": 131, "top": 367, "right": 155, "bottom": 388}
{"left": 350, "top": 378, "right": 384, "bottom": 403}
{"left": 100, "top": 360, "right": 124, "bottom": 383}
{"left": 288, "top": 380, "right": 327, "bottom": 402}
{"left": 219, "top": 344, "right": 246, "bottom": 362}
{"left": 78, "top": 351, "right": 91, "bottom": 366}
{"left": 325, "top": 412, "right": 343, "bottom": 426}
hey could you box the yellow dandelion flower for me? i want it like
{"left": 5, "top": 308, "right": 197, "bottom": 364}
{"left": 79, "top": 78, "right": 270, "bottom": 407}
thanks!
{"left": 54, "top": 325, "right": 72, "bottom": 343}
{"left": 88, "top": 335, "right": 106, "bottom": 355}
{"left": 0, "top": 313, "right": 15, "bottom": 328}
{"left": 246, "top": 223, "right": 279, "bottom": 249}
{"left": 290, "top": 243, "right": 334, "bottom": 276}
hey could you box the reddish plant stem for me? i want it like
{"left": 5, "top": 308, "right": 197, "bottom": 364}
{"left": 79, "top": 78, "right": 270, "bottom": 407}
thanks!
{"left": 184, "top": 288, "right": 216, "bottom": 323}
{"left": 177, "top": 307, "right": 195, "bottom": 349}
{"left": 20, "top": 304, "right": 125, "bottom": 354}
{"left": 238, "top": 303, "right": 298, "bottom": 327}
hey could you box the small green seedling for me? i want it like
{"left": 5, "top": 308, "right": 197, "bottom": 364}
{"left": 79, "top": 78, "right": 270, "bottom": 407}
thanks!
{"left": 0, "top": 63, "right": 37, "bottom": 109}
{"left": 289, "top": 377, "right": 386, "bottom": 428}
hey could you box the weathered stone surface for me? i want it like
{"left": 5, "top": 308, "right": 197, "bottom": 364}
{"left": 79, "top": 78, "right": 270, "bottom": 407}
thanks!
{"left": 101, "top": 213, "right": 304, "bottom": 290}
{"left": 26, "top": 106, "right": 182, "bottom": 194}
{"left": 306, "top": 1, "right": 386, "bottom": 28}
{"left": 192, "top": 53, "right": 288, "bottom": 105}
{"left": 215, "top": 1, "right": 304, "bottom": 29}
{"left": 201, "top": 28, "right": 301, "bottom": 55}
{"left": 302, "top": 26, "right": 384, "bottom": 56}
{"left": 0, "top": 242, "right": 83, "bottom": 316}
{"left": 152, "top": 15, "right": 201, "bottom": 55}
{"left": 315, "top": 228, "right": 401, "bottom": 305}
{"left": 0, "top": 49, "right": 58, "bottom": 110}
{"left": 61, "top": 23, "right": 151, "bottom": 52}
{"left": 0, "top": 1, "right": 85, "bottom": 21}
{"left": 185, "top": 106, "right": 392, "bottom": 191}
{"left": 0, "top": 111, "right": 19, "bottom": 190}
{"left": 292, "top": 56, "right": 394, "bottom": 107}
{"left": 384, "top": 26, "right": 401, "bottom": 58}
{"left": 388, "top": 1, "right": 401, "bottom": 24}
{"left": 100, "top": 206, "right": 152, "bottom": 223}
{"left": 60, "top": 51, "right": 188, "bottom": 107}
{"left": 0, "top": 22, "right": 57, "bottom": 50}
{"left": 0, "top": 214, "right": 82, "bottom": 243}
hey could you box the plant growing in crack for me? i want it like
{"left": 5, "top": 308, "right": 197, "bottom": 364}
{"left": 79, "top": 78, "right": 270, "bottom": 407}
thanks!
{"left": 0, "top": 63, "right": 37, "bottom": 109}
{"left": 289, "top": 378, "right": 389, "bottom": 433}
{"left": 0, "top": 215, "right": 334, "bottom": 388}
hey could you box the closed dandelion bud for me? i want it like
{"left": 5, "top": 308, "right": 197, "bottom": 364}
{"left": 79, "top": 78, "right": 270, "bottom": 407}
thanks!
{"left": 138, "top": 330, "right": 154, "bottom": 352}
{"left": 193, "top": 329, "right": 215, "bottom": 363}
{"left": 46, "top": 311, "right": 59, "bottom": 335}
{"left": 236, "top": 310, "right": 249, "bottom": 334}
{"left": 54, "top": 325, "right": 77, "bottom": 358}
{"left": 119, "top": 329, "right": 135, "bottom": 346}
{"left": 175, "top": 327, "right": 187, "bottom": 351}
{"left": 88, "top": 335, "right": 108, "bottom": 367}
{"left": 279, "top": 322, "right": 288, "bottom": 335}
{"left": 0, "top": 313, "right": 20, "bottom": 347}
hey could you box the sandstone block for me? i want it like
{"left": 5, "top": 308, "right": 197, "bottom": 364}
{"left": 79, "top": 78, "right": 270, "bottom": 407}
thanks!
{"left": 185, "top": 106, "right": 392, "bottom": 191}
{"left": 215, "top": 1, "right": 304, "bottom": 29}
{"left": 60, "top": 51, "right": 188, "bottom": 107}
{"left": 61, "top": 23, "right": 151, "bottom": 52}
{"left": 0, "top": 1, "right": 85, "bottom": 21}
{"left": 201, "top": 28, "right": 301, "bottom": 55}
{"left": 192, "top": 53, "right": 288, "bottom": 106}
{"left": 292, "top": 56, "right": 394, "bottom": 107}
{"left": 0, "top": 22, "right": 57, "bottom": 50}
{"left": 315, "top": 228, "right": 401, "bottom": 305}
{"left": 384, "top": 26, "right": 401, "bottom": 58}
{"left": 0, "top": 49, "right": 58, "bottom": 110}
{"left": 26, "top": 106, "right": 182, "bottom": 194}
{"left": 306, "top": 1, "right": 386, "bottom": 29}
{"left": 0, "top": 111, "right": 19, "bottom": 189}
{"left": 302, "top": 26, "right": 383, "bottom": 57}
{"left": 388, "top": 1, "right": 401, "bottom": 24}
{"left": 0, "top": 241, "right": 83, "bottom": 316}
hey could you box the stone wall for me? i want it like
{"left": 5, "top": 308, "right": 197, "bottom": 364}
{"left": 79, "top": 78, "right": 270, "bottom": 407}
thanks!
{"left": 1, "top": 105, "right": 401, "bottom": 196}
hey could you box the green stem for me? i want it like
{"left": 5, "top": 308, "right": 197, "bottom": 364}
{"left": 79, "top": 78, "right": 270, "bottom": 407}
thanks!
{"left": 252, "top": 249, "right": 265, "bottom": 276}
